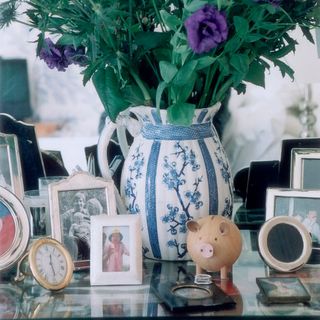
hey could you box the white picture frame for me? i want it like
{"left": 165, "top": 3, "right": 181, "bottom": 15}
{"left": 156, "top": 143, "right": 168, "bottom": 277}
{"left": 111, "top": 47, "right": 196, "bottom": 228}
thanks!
{"left": 49, "top": 171, "right": 117, "bottom": 269}
{"left": 290, "top": 148, "right": 320, "bottom": 190}
{"left": 0, "top": 133, "right": 24, "bottom": 200}
{"left": 266, "top": 188, "right": 320, "bottom": 247}
{"left": 90, "top": 214, "right": 142, "bottom": 286}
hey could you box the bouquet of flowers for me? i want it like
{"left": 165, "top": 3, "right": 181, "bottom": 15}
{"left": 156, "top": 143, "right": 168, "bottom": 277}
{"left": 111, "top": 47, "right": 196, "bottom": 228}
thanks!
{"left": 0, "top": 0, "right": 319, "bottom": 125}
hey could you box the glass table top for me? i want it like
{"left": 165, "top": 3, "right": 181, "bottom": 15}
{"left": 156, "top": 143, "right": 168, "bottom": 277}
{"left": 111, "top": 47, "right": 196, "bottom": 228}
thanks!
{"left": 1, "top": 230, "right": 320, "bottom": 319}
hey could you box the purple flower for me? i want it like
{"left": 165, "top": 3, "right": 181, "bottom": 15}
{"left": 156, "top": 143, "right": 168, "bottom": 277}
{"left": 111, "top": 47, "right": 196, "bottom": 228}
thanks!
{"left": 184, "top": 5, "right": 228, "bottom": 54}
{"left": 39, "top": 38, "right": 70, "bottom": 71}
{"left": 39, "top": 38, "right": 87, "bottom": 71}
{"left": 64, "top": 45, "right": 87, "bottom": 66}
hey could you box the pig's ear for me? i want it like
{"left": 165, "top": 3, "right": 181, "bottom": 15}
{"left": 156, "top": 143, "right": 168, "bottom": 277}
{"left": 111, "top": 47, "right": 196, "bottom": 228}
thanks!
{"left": 187, "top": 220, "right": 200, "bottom": 232}
{"left": 219, "top": 221, "right": 230, "bottom": 236}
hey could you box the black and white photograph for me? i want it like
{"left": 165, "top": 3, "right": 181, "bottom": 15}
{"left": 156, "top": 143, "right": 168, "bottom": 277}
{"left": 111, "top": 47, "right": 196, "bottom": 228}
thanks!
{"left": 59, "top": 188, "right": 108, "bottom": 261}
{"left": 266, "top": 188, "right": 320, "bottom": 245}
{"left": 49, "top": 172, "right": 117, "bottom": 269}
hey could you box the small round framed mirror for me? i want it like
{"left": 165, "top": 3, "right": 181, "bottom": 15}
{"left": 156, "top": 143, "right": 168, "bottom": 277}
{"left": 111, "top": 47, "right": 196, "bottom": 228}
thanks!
{"left": 258, "top": 216, "right": 312, "bottom": 272}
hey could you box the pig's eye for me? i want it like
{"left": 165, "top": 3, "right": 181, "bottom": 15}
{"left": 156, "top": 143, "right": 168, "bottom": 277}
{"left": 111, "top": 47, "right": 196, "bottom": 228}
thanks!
{"left": 214, "top": 237, "right": 218, "bottom": 241}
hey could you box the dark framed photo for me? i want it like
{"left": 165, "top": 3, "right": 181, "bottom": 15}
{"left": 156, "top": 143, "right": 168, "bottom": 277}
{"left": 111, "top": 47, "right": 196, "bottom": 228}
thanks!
{"left": 0, "top": 186, "right": 30, "bottom": 271}
{"left": 90, "top": 214, "right": 142, "bottom": 285}
{"left": 256, "top": 277, "right": 311, "bottom": 304}
{"left": 0, "top": 133, "right": 24, "bottom": 200}
{"left": 49, "top": 172, "right": 117, "bottom": 270}
{"left": 266, "top": 188, "right": 320, "bottom": 247}
{"left": 291, "top": 148, "right": 320, "bottom": 189}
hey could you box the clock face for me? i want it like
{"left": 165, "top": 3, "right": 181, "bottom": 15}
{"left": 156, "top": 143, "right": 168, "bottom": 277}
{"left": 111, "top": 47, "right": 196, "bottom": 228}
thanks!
{"left": 29, "top": 238, "right": 73, "bottom": 291}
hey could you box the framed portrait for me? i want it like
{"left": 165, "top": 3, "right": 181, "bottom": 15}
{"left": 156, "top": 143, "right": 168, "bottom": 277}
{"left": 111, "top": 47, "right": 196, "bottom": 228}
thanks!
{"left": 290, "top": 148, "right": 320, "bottom": 190}
{"left": 90, "top": 214, "right": 142, "bottom": 285}
{"left": 49, "top": 171, "right": 117, "bottom": 270}
{"left": 0, "top": 133, "right": 24, "bottom": 200}
{"left": 0, "top": 186, "right": 30, "bottom": 271}
{"left": 266, "top": 188, "right": 320, "bottom": 247}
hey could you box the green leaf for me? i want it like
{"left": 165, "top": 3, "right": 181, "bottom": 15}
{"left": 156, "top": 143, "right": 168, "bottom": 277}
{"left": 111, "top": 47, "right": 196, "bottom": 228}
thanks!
{"left": 183, "top": 0, "right": 208, "bottom": 12}
{"left": 223, "top": 34, "right": 242, "bottom": 52}
{"left": 167, "top": 103, "right": 195, "bottom": 125}
{"left": 82, "top": 60, "right": 102, "bottom": 85}
{"left": 230, "top": 54, "right": 250, "bottom": 75}
{"left": 57, "top": 34, "right": 84, "bottom": 47}
{"left": 244, "top": 60, "right": 266, "bottom": 87}
{"left": 176, "top": 73, "right": 197, "bottom": 102}
{"left": 196, "top": 56, "right": 216, "bottom": 70}
{"left": 160, "top": 10, "right": 181, "bottom": 31}
{"left": 159, "top": 61, "right": 178, "bottom": 83}
{"left": 92, "top": 66, "right": 128, "bottom": 122}
{"left": 272, "top": 59, "right": 295, "bottom": 80}
{"left": 173, "top": 60, "right": 198, "bottom": 86}
{"left": 233, "top": 16, "right": 249, "bottom": 38}
{"left": 218, "top": 56, "right": 230, "bottom": 77}
{"left": 174, "top": 44, "right": 189, "bottom": 54}
{"left": 156, "top": 81, "right": 168, "bottom": 110}
{"left": 135, "top": 32, "right": 171, "bottom": 50}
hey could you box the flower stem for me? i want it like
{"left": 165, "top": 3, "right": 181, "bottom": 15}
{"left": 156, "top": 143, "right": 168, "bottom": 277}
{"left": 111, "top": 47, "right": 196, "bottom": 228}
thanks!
{"left": 151, "top": 0, "right": 165, "bottom": 32}
{"left": 129, "top": 69, "right": 152, "bottom": 105}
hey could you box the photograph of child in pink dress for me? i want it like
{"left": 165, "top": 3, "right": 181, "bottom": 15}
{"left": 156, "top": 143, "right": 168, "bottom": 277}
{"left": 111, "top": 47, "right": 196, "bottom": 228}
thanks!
{"left": 102, "top": 227, "right": 130, "bottom": 272}
{"left": 0, "top": 202, "right": 16, "bottom": 256}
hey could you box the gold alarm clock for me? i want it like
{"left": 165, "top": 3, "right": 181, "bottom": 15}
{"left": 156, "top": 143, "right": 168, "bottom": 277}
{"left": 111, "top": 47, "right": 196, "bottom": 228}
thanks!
{"left": 15, "top": 237, "right": 74, "bottom": 291}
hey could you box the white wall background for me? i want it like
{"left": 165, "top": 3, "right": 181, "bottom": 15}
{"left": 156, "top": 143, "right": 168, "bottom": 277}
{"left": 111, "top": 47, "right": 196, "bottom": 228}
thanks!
{"left": 0, "top": 21, "right": 104, "bottom": 137}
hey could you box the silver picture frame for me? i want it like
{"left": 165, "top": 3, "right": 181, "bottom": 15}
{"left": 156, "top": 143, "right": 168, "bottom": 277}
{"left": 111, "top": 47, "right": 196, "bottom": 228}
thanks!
{"left": 290, "top": 148, "right": 320, "bottom": 190}
{"left": 266, "top": 188, "right": 320, "bottom": 247}
{"left": 49, "top": 171, "right": 117, "bottom": 270}
{"left": 90, "top": 214, "right": 142, "bottom": 286}
{"left": 0, "top": 133, "right": 24, "bottom": 200}
{"left": 0, "top": 186, "right": 30, "bottom": 271}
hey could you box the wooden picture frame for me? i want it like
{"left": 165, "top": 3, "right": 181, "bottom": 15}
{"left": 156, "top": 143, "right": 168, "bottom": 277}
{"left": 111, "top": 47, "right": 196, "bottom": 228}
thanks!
{"left": 266, "top": 188, "right": 320, "bottom": 247}
{"left": 49, "top": 172, "right": 117, "bottom": 270}
{"left": 90, "top": 214, "right": 142, "bottom": 285}
{"left": 0, "top": 133, "right": 24, "bottom": 200}
{"left": 290, "top": 148, "right": 320, "bottom": 189}
{"left": 0, "top": 186, "right": 30, "bottom": 271}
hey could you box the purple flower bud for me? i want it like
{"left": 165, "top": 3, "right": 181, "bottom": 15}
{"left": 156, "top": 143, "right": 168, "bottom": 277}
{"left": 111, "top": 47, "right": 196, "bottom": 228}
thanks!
{"left": 39, "top": 38, "right": 70, "bottom": 71}
{"left": 184, "top": 5, "right": 228, "bottom": 54}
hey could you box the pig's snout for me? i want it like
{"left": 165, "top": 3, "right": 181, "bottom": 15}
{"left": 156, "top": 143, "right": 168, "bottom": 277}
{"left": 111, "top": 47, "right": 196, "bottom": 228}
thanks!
{"left": 199, "top": 243, "right": 214, "bottom": 258}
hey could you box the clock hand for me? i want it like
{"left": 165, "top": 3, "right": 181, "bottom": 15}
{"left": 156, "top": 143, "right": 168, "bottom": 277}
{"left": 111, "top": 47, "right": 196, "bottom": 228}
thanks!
{"left": 49, "top": 254, "right": 56, "bottom": 276}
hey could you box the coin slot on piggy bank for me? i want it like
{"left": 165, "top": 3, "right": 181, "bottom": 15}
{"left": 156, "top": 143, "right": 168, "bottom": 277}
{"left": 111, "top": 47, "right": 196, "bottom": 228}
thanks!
{"left": 186, "top": 215, "right": 242, "bottom": 280}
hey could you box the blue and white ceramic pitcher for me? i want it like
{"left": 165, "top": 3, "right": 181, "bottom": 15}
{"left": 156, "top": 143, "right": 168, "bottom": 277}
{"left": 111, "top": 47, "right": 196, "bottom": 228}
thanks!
{"left": 97, "top": 104, "right": 233, "bottom": 261}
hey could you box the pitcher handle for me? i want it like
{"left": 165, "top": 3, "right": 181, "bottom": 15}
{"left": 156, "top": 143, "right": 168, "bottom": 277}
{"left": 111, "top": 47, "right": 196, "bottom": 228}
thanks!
{"left": 97, "top": 110, "right": 140, "bottom": 215}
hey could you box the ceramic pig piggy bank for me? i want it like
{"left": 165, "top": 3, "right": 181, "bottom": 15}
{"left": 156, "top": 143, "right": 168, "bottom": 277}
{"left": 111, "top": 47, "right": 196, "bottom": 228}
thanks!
{"left": 187, "top": 215, "right": 242, "bottom": 280}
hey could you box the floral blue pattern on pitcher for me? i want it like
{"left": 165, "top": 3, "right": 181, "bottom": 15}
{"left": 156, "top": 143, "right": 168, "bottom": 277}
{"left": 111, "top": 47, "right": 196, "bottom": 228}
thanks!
{"left": 120, "top": 105, "right": 233, "bottom": 261}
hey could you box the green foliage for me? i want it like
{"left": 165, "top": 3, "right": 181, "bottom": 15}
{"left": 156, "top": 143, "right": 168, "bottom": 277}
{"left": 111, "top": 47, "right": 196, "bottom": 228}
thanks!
{"left": 0, "top": 0, "right": 319, "bottom": 125}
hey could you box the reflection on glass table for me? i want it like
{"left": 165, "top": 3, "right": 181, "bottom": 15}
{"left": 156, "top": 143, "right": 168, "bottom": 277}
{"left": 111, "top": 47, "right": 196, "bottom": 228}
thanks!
{"left": 1, "top": 230, "right": 320, "bottom": 319}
